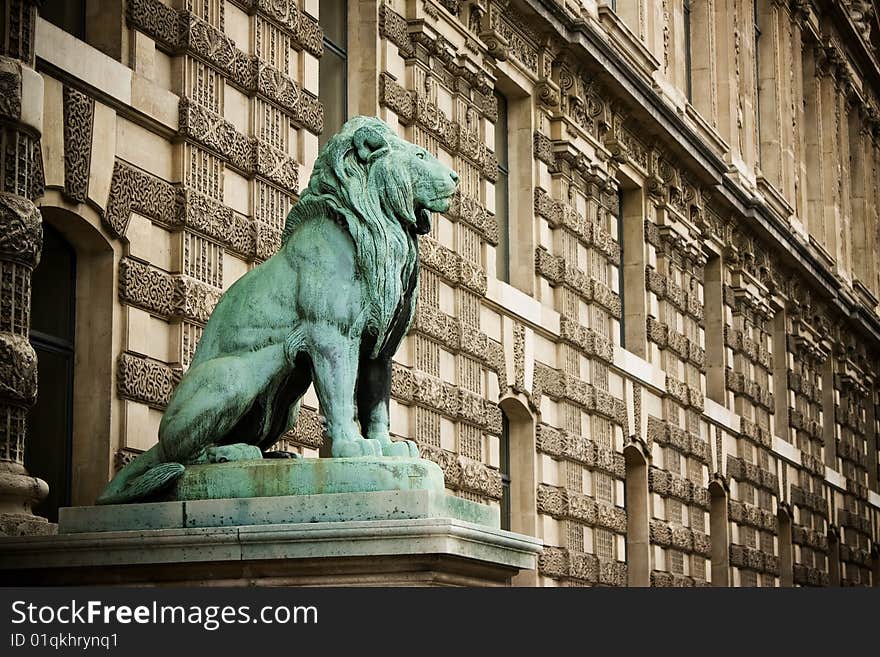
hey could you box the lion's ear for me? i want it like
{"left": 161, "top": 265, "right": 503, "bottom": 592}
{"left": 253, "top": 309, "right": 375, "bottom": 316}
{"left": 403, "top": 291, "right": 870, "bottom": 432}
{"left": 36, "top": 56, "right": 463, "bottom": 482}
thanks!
{"left": 353, "top": 126, "right": 389, "bottom": 162}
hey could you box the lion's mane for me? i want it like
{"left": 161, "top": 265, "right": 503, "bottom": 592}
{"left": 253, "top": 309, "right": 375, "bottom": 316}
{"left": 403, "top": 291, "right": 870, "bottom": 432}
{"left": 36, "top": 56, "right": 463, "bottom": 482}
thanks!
{"left": 281, "top": 117, "right": 420, "bottom": 355}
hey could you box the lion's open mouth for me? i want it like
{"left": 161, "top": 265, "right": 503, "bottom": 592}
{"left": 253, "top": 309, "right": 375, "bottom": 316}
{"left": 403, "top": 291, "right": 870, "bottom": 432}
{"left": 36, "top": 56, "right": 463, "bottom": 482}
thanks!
{"left": 415, "top": 207, "right": 432, "bottom": 235}
{"left": 413, "top": 190, "right": 455, "bottom": 234}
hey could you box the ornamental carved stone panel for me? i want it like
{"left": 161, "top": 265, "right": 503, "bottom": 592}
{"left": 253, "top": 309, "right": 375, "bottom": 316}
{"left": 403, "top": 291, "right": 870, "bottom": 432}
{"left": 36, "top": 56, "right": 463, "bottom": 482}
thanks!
{"left": 62, "top": 86, "right": 94, "bottom": 204}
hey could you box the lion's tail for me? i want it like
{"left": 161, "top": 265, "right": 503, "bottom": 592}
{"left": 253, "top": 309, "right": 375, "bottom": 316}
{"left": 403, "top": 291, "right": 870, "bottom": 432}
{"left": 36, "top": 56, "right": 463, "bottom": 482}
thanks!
{"left": 95, "top": 443, "right": 185, "bottom": 505}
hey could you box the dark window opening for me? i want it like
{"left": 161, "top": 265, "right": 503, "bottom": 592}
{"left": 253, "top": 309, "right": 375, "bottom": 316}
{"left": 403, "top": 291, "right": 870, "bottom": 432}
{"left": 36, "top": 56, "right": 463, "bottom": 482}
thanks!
{"left": 494, "top": 89, "right": 510, "bottom": 284}
{"left": 319, "top": 0, "right": 347, "bottom": 148}
{"left": 26, "top": 223, "right": 76, "bottom": 522}
{"left": 684, "top": 0, "right": 693, "bottom": 102}
{"left": 500, "top": 413, "right": 511, "bottom": 530}
{"left": 41, "top": 0, "right": 86, "bottom": 40}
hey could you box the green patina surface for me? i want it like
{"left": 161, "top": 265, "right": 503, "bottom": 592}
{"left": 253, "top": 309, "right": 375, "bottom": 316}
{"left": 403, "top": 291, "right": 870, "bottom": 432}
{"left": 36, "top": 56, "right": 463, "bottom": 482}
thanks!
{"left": 97, "top": 116, "right": 459, "bottom": 505}
{"left": 169, "top": 457, "right": 445, "bottom": 500}
{"left": 58, "top": 487, "right": 499, "bottom": 534}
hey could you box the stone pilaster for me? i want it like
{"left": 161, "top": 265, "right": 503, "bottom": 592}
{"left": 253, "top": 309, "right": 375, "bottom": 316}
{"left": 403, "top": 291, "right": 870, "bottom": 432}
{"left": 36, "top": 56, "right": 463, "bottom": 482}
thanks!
{"left": 0, "top": 0, "right": 51, "bottom": 536}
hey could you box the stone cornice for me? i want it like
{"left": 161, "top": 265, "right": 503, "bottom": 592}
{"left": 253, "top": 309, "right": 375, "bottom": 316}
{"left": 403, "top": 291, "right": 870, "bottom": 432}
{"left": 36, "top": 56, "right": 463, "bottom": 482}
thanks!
{"left": 523, "top": 0, "right": 880, "bottom": 349}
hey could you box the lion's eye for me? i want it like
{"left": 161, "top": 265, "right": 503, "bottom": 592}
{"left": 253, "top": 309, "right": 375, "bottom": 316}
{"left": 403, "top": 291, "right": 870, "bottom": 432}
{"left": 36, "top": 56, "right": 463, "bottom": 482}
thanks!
{"left": 416, "top": 152, "right": 425, "bottom": 159}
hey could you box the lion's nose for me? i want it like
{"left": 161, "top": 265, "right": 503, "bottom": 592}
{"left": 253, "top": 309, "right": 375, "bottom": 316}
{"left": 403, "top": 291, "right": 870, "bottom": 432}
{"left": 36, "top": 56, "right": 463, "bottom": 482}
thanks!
{"left": 450, "top": 171, "right": 459, "bottom": 184}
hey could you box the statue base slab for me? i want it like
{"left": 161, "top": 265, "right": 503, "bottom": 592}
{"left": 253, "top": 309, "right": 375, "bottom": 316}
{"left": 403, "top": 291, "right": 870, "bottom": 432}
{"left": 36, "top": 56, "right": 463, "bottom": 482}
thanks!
{"left": 57, "top": 488, "right": 499, "bottom": 533}
{"left": 0, "top": 490, "right": 542, "bottom": 586}
{"left": 163, "top": 456, "right": 445, "bottom": 501}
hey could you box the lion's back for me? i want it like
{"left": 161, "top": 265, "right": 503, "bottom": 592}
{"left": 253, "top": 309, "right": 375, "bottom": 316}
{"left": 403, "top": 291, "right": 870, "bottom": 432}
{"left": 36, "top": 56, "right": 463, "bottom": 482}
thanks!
{"left": 188, "top": 254, "right": 299, "bottom": 366}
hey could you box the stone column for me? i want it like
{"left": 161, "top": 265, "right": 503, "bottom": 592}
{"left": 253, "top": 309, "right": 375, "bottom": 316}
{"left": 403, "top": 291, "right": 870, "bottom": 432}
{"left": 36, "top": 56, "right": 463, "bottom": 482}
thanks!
{"left": 789, "top": 3, "right": 808, "bottom": 238}
{"left": 713, "top": 0, "right": 746, "bottom": 167}
{"left": 755, "top": 0, "right": 790, "bottom": 194}
{"left": 0, "top": 0, "right": 51, "bottom": 536}
{"left": 818, "top": 44, "right": 842, "bottom": 262}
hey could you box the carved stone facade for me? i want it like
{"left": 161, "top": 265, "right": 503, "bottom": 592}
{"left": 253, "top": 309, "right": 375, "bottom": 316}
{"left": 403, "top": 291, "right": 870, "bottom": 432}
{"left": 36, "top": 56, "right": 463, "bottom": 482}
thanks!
{"left": 5, "top": 0, "right": 880, "bottom": 585}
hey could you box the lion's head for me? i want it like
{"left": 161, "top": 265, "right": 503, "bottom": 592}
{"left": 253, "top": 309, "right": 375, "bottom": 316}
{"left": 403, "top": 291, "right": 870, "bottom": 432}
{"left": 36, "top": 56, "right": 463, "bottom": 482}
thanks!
{"left": 282, "top": 117, "right": 459, "bottom": 354}
{"left": 289, "top": 116, "right": 459, "bottom": 238}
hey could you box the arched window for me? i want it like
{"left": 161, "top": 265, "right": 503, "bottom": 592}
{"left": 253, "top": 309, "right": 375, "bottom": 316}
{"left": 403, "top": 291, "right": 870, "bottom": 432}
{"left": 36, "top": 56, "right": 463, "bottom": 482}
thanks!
{"left": 498, "top": 397, "right": 538, "bottom": 585}
{"left": 26, "top": 224, "right": 76, "bottom": 522}
{"left": 709, "top": 478, "right": 731, "bottom": 586}
{"left": 624, "top": 443, "right": 650, "bottom": 586}
{"left": 499, "top": 412, "right": 511, "bottom": 530}
{"left": 778, "top": 505, "right": 794, "bottom": 586}
{"left": 828, "top": 527, "right": 841, "bottom": 586}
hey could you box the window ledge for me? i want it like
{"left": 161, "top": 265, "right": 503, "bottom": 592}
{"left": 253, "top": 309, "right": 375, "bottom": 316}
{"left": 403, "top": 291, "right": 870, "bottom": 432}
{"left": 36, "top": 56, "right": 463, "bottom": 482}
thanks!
{"left": 683, "top": 104, "right": 729, "bottom": 160}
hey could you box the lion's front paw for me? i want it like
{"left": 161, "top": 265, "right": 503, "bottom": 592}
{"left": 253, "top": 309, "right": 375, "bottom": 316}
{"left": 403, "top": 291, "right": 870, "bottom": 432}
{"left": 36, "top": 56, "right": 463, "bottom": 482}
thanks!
{"left": 379, "top": 439, "right": 419, "bottom": 458}
{"left": 331, "top": 437, "right": 383, "bottom": 458}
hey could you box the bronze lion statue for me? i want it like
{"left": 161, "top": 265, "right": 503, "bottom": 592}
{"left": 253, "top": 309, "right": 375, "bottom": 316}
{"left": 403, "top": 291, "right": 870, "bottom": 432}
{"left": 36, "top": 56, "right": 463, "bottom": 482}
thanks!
{"left": 98, "top": 116, "right": 459, "bottom": 504}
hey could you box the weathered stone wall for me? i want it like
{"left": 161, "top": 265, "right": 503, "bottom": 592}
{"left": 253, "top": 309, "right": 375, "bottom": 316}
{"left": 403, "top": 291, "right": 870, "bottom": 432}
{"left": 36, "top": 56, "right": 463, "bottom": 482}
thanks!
{"left": 15, "top": 0, "right": 880, "bottom": 585}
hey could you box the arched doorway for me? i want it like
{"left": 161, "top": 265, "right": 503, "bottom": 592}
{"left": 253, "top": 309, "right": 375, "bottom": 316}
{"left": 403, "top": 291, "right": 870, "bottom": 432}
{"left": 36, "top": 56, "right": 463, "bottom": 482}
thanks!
{"left": 30, "top": 200, "right": 116, "bottom": 509}
{"left": 26, "top": 223, "right": 76, "bottom": 522}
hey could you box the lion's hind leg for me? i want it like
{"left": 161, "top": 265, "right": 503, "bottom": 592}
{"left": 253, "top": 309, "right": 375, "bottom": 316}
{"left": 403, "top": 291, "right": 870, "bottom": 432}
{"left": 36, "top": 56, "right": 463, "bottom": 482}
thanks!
{"left": 158, "top": 344, "right": 291, "bottom": 464}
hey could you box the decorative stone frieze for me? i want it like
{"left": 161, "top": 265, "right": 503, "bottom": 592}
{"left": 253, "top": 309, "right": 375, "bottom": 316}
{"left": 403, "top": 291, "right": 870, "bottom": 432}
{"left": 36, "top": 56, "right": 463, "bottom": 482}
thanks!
{"left": 646, "top": 416, "right": 711, "bottom": 464}
{"left": 728, "top": 499, "right": 777, "bottom": 532}
{"left": 790, "top": 485, "right": 828, "bottom": 517}
{"left": 538, "top": 546, "right": 627, "bottom": 586}
{"left": 559, "top": 316, "right": 614, "bottom": 364}
{"left": 729, "top": 544, "right": 780, "bottom": 576}
{"left": 0, "top": 332, "right": 36, "bottom": 406}
{"left": 792, "top": 525, "right": 829, "bottom": 552}
{"left": 445, "top": 191, "right": 498, "bottom": 245}
{"left": 535, "top": 423, "right": 626, "bottom": 476}
{"left": 117, "top": 352, "right": 182, "bottom": 410}
{"left": 378, "top": 2, "right": 414, "bottom": 58}
{"left": 649, "top": 519, "right": 712, "bottom": 556}
{"left": 118, "top": 258, "right": 222, "bottom": 325}
{"left": 649, "top": 466, "right": 710, "bottom": 509}
{"left": 0, "top": 193, "right": 41, "bottom": 268}
{"left": 651, "top": 571, "right": 706, "bottom": 587}
{"left": 0, "top": 57, "right": 22, "bottom": 122}
{"left": 255, "top": 63, "right": 324, "bottom": 135}
{"left": 128, "top": 0, "right": 324, "bottom": 135}
{"left": 533, "top": 131, "right": 555, "bottom": 167}
{"left": 179, "top": 100, "right": 300, "bottom": 190}
{"left": 794, "top": 564, "right": 830, "bottom": 586}
{"left": 485, "top": 4, "right": 538, "bottom": 74}
{"left": 378, "top": 74, "right": 497, "bottom": 180}
{"left": 62, "top": 86, "right": 94, "bottom": 204}
{"left": 419, "top": 234, "right": 487, "bottom": 294}
{"left": 106, "top": 163, "right": 257, "bottom": 257}
{"left": 114, "top": 448, "right": 140, "bottom": 472}
{"left": 739, "top": 417, "right": 772, "bottom": 449}
{"left": 103, "top": 161, "right": 177, "bottom": 238}
{"left": 173, "top": 187, "right": 255, "bottom": 258}
{"left": 128, "top": 0, "right": 322, "bottom": 59}
{"left": 418, "top": 442, "right": 502, "bottom": 499}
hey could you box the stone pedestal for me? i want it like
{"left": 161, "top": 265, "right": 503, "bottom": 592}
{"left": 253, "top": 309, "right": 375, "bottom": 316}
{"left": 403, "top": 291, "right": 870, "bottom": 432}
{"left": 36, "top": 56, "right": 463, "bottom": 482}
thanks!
{"left": 0, "top": 457, "right": 542, "bottom": 585}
